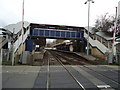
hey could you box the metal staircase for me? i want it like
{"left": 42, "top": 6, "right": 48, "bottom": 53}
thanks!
{"left": 84, "top": 32, "right": 109, "bottom": 54}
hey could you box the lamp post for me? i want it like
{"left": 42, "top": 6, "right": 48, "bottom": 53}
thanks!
{"left": 84, "top": 0, "right": 94, "bottom": 55}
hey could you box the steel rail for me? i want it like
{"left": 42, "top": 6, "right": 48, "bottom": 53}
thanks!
{"left": 49, "top": 50, "right": 120, "bottom": 88}
{"left": 49, "top": 51, "right": 86, "bottom": 90}
{"left": 47, "top": 52, "right": 50, "bottom": 90}
{"left": 55, "top": 52, "right": 88, "bottom": 65}
{"left": 53, "top": 50, "right": 97, "bottom": 65}
{"left": 83, "top": 65, "right": 120, "bottom": 85}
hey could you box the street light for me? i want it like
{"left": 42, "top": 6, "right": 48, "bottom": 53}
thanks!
{"left": 84, "top": 0, "right": 94, "bottom": 55}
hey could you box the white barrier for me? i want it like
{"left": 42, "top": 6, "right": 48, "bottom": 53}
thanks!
{"left": 14, "top": 28, "right": 30, "bottom": 53}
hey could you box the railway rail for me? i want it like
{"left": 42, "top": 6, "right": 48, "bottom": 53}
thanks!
{"left": 48, "top": 50, "right": 119, "bottom": 89}
{"left": 50, "top": 50, "right": 98, "bottom": 65}
{"left": 50, "top": 50, "right": 120, "bottom": 85}
{"left": 80, "top": 66, "right": 120, "bottom": 86}
{"left": 33, "top": 50, "right": 119, "bottom": 89}
{"left": 47, "top": 51, "right": 86, "bottom": 89}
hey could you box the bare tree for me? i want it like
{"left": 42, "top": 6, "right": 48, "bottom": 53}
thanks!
{"left": 92, "top": 13, "right": 115, "bottom": 35}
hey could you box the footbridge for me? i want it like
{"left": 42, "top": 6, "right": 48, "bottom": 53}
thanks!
{"left": 30, "top": 23, "right": 85, "bottom": 39}
{"left": 1, "top": 22, "right": 86, "bottom": 54}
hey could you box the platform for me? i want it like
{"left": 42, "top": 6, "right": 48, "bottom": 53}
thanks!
{"left": 75, "top": 52, "right": 97, "bottom": 61}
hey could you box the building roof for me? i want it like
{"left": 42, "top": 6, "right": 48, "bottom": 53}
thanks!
{"left": 30, "top": 23, "right": 85, "bottom": 32}
{"left": 96, "top": 32, "right": 113, "bottom": 41}
{"left": 84, "top": 26, "right": 95, "bottom": 34}
{"left": 4, "top": 21, "right": 30, "bottom": 34}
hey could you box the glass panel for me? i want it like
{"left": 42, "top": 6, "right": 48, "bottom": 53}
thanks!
{"left": 45, "top": 30, "right": 49, "bottom": 36}
{"left": 34, "top": 29, "right": 38, "bottom": 36}
{"left": 76, "top": 32, "right": 80, "bottom": 38}
{"left": 39, "top": 30, "right": 44, "bottom": 36}
{"left": 61, "top": 31, "right": 65, "bottom": 37}
{"left": 56, "top": 31, "right": 60, "bottom": 37}
{"left": 50, "top": 30, "right": 55, "bottom": 37}
{"left": 66, "top": 32, "right": 70, "bottom": 38}
{"left": 71, "top": 32, "right": 75, "bottom": 38}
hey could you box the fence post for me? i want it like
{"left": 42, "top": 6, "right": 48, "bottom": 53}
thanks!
{"left": 0, "top": 49, "right": 2, "bottom": 65}
{"left": 0, "top": 49, "right": 2, "bottom": 90}
{"left": 11, "top": 44, "right": 14, "bottom": 66}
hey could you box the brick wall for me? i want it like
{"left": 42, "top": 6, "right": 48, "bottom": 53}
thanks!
{"left": 91, "top": 47, "right": 104, "bottom": 57}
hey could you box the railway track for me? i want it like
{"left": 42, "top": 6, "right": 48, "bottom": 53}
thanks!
{"left": 47, "top": 51, "right": 86, "bottom": 89}
{"left": 48, "top": 50, "right": 120, "bottom": 89}
{"left": 80, "top": 65, "right": 120, "bottom": 85}
{"left": 51, "top": 51, "right": 120, "bottom": 85}
{"left": 33, "top": 50, "right": 119, "bottom": 89}
{"left": 50, "top": 50, "right": 97, "bottom": 65}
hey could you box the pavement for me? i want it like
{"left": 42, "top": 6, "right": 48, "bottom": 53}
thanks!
{"left": 2, "top": 66, "right": 40, "bottom": 88}
{"left": 2, "top": 65, "right": 120, "bottom": 89}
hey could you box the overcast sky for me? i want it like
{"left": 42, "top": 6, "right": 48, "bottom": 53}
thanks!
{"left": 0, "top": 0, "right": 120, "bottom": 28}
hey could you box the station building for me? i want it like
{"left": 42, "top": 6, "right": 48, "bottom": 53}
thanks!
{"left": 1, "top": 22, "right": 85, "bottom": 65}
